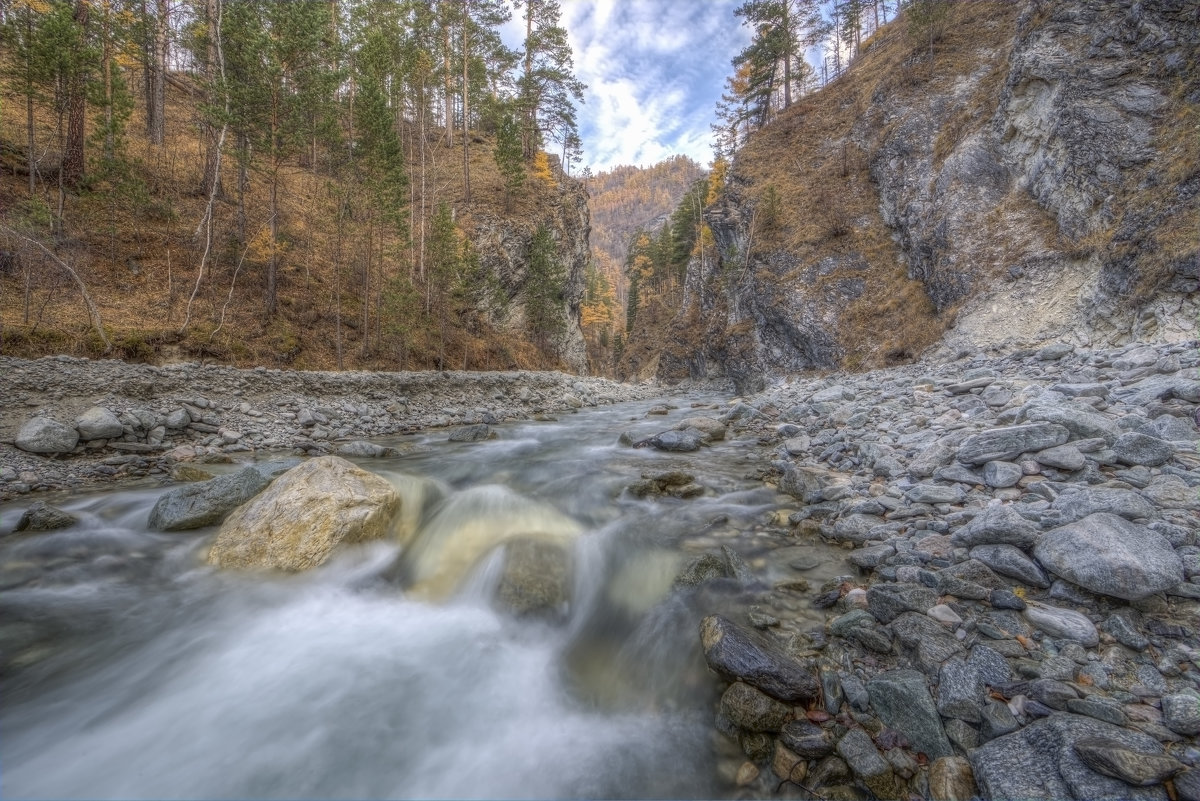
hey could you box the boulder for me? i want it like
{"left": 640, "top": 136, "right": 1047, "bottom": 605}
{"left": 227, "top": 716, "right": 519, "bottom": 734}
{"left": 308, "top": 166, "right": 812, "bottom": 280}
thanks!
{"left": 674, "top": 416, "right": 726, "bottom": 441}
{"left": 719, "top": 681, "right": 793, "bottom": 732}
{"left": 15, "top": 417, "right": 79, "bottom": 454}
{"left": 1161, "top": 693, "right": 1200, "bottom": 736}
{"left": 950, "top": 504, "right": 1040, "bottom": 548}
{"left": 836, "top": 729, "right": 900, "bottom": 800}
{"left": 14, "top": 502, "right": 77, "bottom": 532}
{"left": 1111, "top": 432, "right": 1174, "bottom": 467}
{"left": 335, "top": 440, "right": 396, "bottom": 458}
{"left": 1024, "top": 404, "right": 1120, "bottom": 444}
{"left": 957, "top": 423, "right": 1070, "bottom": 465}
{"left": 494, "top": 538, "right": 572, "bottom": 621}
{"left": 867, "top": 669, "right": 953, "bottom": 759}
{"left": 448, "top": 424, "right": 491, "bottom": 442}
{"left": 700, "top": 615, "right": 818, "bottom": 702}
{"left": 928, "top": 756, "right": 977, "bottom": 801}
{"left": 74, "top": 406, "right": 124, "bottom": 441}
{"left": 1033, "top": 513, "right": 1183, "bottom": 601}
{"left": 207, "top": 456, "right": 399, "bottom": 571}
{"left": 635, "top": 428, "right": 705, "bottom": 452}
{"left": 1073, "top": 738, "right": 1183, "bottom": 786}
{"left": 971, "top": 713, "right": 1169, "bottom": 801}
{"left": 148, "top": 467, "right": 272, "bottom": 531}
{"left": 1050, "top": 488, "right": 1156, "bottom": 523}
{"left": 970, "top": 543, "right": 1051, "bottom": 588}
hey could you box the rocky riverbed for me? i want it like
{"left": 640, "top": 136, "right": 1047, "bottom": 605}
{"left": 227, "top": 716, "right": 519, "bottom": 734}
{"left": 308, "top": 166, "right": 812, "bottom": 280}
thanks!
{"left": 0, "top": 356, "right": 659, "bottom": 500}
{"left": 692, "top": 339, "right": 1200, "bottom": 800}
{"left": 2, "top": 340, "right": 1199, "bottom": 800}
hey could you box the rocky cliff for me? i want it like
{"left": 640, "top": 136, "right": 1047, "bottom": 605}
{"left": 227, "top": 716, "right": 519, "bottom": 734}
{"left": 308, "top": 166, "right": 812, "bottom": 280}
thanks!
{"left": 468, "top": 167, "right": 590, "bottom": 373}
{"left": 659, "top": 0, "right": 1199, "bottom": 393}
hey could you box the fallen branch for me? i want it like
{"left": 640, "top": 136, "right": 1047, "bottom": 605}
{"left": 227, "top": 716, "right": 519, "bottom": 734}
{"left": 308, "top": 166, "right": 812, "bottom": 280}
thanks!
{"left": 1, "top": 226, "right": 112, "bottom": 353}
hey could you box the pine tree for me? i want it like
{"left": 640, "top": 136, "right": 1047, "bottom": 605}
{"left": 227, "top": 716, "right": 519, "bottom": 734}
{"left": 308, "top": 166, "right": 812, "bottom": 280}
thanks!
{"left": 525, "top": 223, "right": 565, "bottom": 352}
{"left": 517, "top": 0, "right": 584, "bottom": 160}
{"left": 493, "top": 105, "right": 525, "bottom": 212}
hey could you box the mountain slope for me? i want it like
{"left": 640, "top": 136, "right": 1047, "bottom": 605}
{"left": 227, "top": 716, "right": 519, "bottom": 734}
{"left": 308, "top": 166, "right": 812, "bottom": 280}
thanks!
{"left": 655, "top": 0, "right": 1199, "bottom": 392}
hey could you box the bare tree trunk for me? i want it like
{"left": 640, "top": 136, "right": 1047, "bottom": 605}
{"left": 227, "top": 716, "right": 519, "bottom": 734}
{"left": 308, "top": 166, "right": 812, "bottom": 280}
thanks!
{"left": 147, "top": 0, "right": 167, "bottom": 145}
{"left": 25, "top": 8, "right": 36, "bottom": 195}
{"left": 461, "top": 0, "right": 470, "bottom": 205}
{"left": 442, "top": 12, "right": 453, "bottom": 147}
{"left": 267, "top": 167, "right": 279, "bottom": 317}
{"left": 201, "top": 0, "right": 222, "bottom": 196}
{"left": 62, "top": 0, "right": 90, "bottom": 190}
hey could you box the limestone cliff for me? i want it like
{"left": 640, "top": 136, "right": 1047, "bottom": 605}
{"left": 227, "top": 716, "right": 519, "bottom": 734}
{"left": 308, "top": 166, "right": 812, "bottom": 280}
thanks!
{"left": 467, "top": 167, "right": 590, "bottom": 373}
{"left": 659, "top": 0, "right": 1199, "bottom": 393}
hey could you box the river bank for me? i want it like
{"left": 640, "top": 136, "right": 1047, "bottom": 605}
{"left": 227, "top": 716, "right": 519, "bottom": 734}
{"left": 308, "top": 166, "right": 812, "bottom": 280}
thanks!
{"left": 0, "top": 356, "right": 666, "bottom": 500}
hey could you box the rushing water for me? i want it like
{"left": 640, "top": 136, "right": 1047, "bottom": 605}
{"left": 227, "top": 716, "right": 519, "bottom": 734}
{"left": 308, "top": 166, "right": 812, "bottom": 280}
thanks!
{"left": 0, "top": 396, "right": 849, "bottom": 800}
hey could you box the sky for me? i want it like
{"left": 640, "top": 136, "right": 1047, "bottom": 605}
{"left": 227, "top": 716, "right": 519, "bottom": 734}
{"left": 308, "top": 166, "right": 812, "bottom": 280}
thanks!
{"left": 507, "top": 1, "right": 751, "bottom": 173}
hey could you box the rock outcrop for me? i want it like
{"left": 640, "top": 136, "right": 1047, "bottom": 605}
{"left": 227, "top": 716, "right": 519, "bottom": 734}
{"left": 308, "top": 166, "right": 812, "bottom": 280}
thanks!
{"left": 657, "top": 0, "right": 1199, "bottom": 392}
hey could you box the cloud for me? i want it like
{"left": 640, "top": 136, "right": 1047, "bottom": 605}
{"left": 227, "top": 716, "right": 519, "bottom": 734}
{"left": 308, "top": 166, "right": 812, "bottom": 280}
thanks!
{"left": 560, "top": 0, "right": 750, "bottom": 171}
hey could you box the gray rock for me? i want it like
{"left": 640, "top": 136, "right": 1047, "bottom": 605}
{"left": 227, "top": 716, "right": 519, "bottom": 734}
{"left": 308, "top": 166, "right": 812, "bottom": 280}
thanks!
{"left": 972, "top": 713, "right": 1169, "bottom": 801}
{"left": 1177, "top": 769, "right": 1200, "bottom": 801}
{"left": 147, "top": 467, "right": 272, "bottom": 531}
{"left": 636, "top": 428, "right": 705, "bottom": 452}
{"left": 1034, "top": 513, "right": 1183, "bottom": 600}
{"left": 1102, "top": 610, "right": 1149, "bottom": 651}
{"left": 1112, "top": 432, "right": 1174, "bottom": 467}
{"left": 970, "top": 543, "right": 1051, "bottom": 588}
{"left": 906, "top": 483, "right": 966, "bottom": 504}
{"left": 15, "top": 417, "right": 79, "bottom": 454}
{"left": 14, "top": 502, "right": 78, "bottom": 532}
{"left": 1051, "top": 488, "right": 1157, "bottom": 523}
{"left": 979, "top": 699, "right": 1020, "bottom": 742}
{"left": 1023, "top": 603, "right": 1099, "bottom": 647}
{"left": 868, "top": 671, "right": 950, "bottom": 757}
{"left": 1074, "top": 737, "right": 1184, "bottom": 786}
{"left": 335, "top": 440, "right": 396, "bottom": 458}
{"left": 836, "top": 729, "right": 900, "bottom": 800}
{"left": 720, "top": 681, "right": 793, "bottom": 732}
{"left": 829, "top": 514, "right": 887, "bottom": 545}
{"left": 982, "top": 460, "right": 1024, "bottom": 488}
{"left": 951, "top": 504, "right": 1040, "bottom": 548}
{"left": 1025, "top": 405, "right": 1121, "bottom": 444}
{"left": 779, "top": 720, "right": 834, "bottom": 758}
{"left": 164, "top": 407, "right": 191, "bottom": 430}
{"left": 1162, "top": 693, "right": 1200, "bottom": 736}
{"left": 700, "top": 615, "right": 818, "bottom": 702}
{"left": 1035, "top": 444, "right": 1087, "bottom": 471}
{"left": 937, "top": 657, "right": 984, "bottom": 723}
{"left": 958, "top": 423, "right": 1070, "bottom": 465}
{"left": 849, "top": 543, "right": 896, "bottom": 569}
{"left": 1037, "top": 343, "right": 1074, "bottom": 361}
{"left": 890, "top": 611, "right": 964, "bottom": 674}
{"left": 910, "top": 436, "right": 964, "bottom": 478}
{"left": 74, "top": 406, "right": 124, "bottom": 440}
{"left": 1029, "top": 679, "right": 1079, "bottom": 711}
{"left": 867, "top": 583, "right": 937, "bottom": 624}
{"left": 1066, "top": 698, "right": 1127, "bottom": 727}
{"left": 448, "top": 423, "right": 491, "bottom": 442}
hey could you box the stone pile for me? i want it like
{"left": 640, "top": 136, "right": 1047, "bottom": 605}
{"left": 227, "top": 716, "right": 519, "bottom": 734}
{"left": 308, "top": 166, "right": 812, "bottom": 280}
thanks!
{"left": 694, "top": 340, "right": 1200, "bottom": 800}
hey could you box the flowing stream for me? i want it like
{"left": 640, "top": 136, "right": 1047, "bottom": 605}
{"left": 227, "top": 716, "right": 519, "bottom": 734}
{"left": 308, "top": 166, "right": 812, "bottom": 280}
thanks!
{"left": 0, "top": 395, "right": 849, "bottom": 799}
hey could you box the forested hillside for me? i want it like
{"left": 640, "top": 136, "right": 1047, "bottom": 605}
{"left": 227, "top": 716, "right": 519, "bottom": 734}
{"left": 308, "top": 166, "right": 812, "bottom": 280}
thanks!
{"left": 0, "top": 0, "right": 589, "bottom": 372}
{"left": 577, "top": 155, "right": 706, "bottom": 374}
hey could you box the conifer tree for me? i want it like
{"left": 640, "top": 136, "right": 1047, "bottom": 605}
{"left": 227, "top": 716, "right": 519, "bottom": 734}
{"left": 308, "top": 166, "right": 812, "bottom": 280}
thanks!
{"left": 525, "top": 223, "right": 565, "bottom": 352}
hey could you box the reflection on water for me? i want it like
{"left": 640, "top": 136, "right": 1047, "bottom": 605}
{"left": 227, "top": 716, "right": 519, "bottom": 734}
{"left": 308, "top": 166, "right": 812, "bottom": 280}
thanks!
{"left": 0, "top": 395, "right": 849, "bottom": 799}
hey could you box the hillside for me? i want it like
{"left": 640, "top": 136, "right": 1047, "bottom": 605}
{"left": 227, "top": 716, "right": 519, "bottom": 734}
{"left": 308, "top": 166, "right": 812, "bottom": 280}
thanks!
{"left": 0, "top": 3, "right": 590, "bottom": 374}
{"left": 643, "top": 0, "right": 1199, "bottom": 392}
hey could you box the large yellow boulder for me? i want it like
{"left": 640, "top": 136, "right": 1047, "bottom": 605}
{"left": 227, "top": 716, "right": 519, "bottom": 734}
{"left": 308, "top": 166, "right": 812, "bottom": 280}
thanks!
{"left": 207, "top": 456, "right": 399, "bottom": 571}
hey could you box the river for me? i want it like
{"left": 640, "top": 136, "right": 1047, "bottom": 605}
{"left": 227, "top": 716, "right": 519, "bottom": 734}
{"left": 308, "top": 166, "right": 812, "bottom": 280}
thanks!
{"left": 0, "top": 395, "right": 849, "bottom": 799}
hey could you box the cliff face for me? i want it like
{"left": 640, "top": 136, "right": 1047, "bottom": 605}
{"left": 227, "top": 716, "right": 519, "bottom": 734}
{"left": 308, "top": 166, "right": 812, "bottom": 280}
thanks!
{"left": 661, "top": 0, "right": 1199, "bottom": 392}
{"left": 468, "top": 172, "right": 590, "bottom": 373}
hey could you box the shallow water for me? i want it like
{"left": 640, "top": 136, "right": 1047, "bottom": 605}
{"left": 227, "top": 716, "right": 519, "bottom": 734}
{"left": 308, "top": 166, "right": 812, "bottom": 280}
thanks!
{"left": 0, "top": 396, "right": 849, "bottom": 799}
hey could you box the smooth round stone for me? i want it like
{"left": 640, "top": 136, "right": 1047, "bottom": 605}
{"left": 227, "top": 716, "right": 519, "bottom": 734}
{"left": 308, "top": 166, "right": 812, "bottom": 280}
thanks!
{"left": 1024, "top": 603, "right": 1099, "bottom": 647}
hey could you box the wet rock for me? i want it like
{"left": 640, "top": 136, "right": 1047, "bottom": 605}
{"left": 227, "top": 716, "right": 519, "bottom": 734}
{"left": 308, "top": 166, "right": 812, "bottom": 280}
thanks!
{"left": 779, "top": 719, "right": 834, "bottom": 759}
{"left": 970, "top": 543, "right": 1051, "bottom": 588}
{"left": 868, "top": 668, "right": 953, "bottom": 759}
{"left": 928, "top": 756, "right": 976, "bottom": 801}
{"left": 1033, "top": 513, "right": 1183, "bottom": 600}
{"left": 849, "top": 543, "right": 895, "bottom": 569}
{"left": 720, "top": 681, "right": 793, "bottom": 732}
{"left": 1162, "top": 693, "right": 1200, "bottom": 736}
{"left": 495, "top": 538, "right": 572, "bottom": 621}
{"left": 779, "top": 465, "right": 850, "bottom": 503}
{"left": 15, "top": 417, "right": 79, "bottom": 454}
{"left": 700, "top": 615, "right": 819, "bottom": 702}
{"left": 772, "top": 741, "right": 808, "bottom": 786}
{"left": 448, "top": 423, "right": 491, "bottom": 442}
{"left": 335, "top": 441, "right": 397, "bottom": 458}
{"left": 148, "top": 467, "right": 272, "bottom": 531}
{"left": 674, "top": 416, "right": 726, "bottom": 441}
{"left": 957, "top": 423, "right": 1070, "bottom": 465}
{"left": 74, "top": 406, "right": 124, "bottom": 441}
{"left": 1112, "top": 432, "right": 1174, "bottom": 467}
{"left": 636, "top": 428, "right": 705, "bottom": 452}
{"left": 207, "top": 456, "right": 399, "bottom": 571}
{"left": 836, "top": 728, "right": 900, "bottom": 800}
{"left": 1023, "top": 603, "right": 1099, "bottom": 647}
{"left": 14, "top": 502, "right": 77, "bottom": 532}
{"left": 972, "top": 713, "right": 1170, "bottom": 801}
